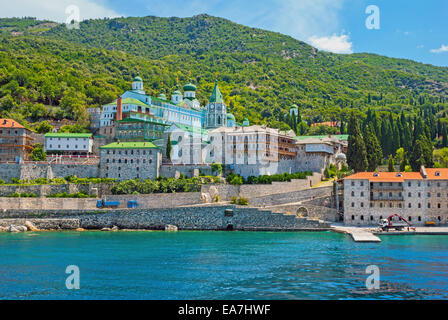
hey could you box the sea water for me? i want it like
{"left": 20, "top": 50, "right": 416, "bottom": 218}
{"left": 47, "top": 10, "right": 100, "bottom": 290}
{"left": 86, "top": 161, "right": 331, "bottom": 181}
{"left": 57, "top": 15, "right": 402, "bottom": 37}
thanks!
{"left": 0, "top": 231, "right": 447, "bottom": 299}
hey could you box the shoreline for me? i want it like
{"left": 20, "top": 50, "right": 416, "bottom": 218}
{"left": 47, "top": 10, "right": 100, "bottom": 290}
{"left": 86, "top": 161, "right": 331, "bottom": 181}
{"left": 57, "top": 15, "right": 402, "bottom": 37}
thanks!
{"left": 1, "top": 219, "right": 448, "bottom": 236}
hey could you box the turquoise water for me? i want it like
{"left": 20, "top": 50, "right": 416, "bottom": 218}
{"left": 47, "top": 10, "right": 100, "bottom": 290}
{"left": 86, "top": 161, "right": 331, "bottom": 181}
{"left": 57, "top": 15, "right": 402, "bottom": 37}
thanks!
{"left": 0, "top": 231, "right": 447, "bottom": 299}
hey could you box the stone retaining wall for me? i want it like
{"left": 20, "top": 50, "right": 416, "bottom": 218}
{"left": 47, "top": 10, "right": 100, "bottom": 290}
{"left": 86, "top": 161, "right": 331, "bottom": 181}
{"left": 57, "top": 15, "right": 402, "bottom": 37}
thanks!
{"left": 103, "top": 192, "right": 203, "bottom": 208}
{"left": 248, "top": 186, "right": 333, "bottom": 207}
{"left": 0, "top": 191, "right": 202, "bottom": 210}
{"left": 267, "top": 203, "right": 340, "bottom": 222}
{"left": 0, "top": 163, "right": 99, "bottom": 183}
{"left": 201, "top": 173, "right": 322, "bottom": 201}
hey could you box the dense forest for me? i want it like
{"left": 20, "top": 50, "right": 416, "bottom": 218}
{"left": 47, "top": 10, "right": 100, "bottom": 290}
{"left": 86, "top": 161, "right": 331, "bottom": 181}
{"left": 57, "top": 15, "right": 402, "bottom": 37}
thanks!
{"left": 0, "top": 15, "right": 448, "bottom": 168}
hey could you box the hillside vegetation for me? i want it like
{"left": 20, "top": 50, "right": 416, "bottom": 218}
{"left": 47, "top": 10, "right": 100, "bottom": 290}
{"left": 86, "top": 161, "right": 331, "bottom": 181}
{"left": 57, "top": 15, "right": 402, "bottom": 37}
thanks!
{"left": 0, "top": 15, "right": 447, "bottom": 138}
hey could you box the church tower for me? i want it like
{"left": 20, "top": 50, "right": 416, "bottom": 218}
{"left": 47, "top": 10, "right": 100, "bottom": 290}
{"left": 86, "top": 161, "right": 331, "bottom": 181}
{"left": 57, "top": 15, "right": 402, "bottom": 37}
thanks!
{"left": 131, "top": 76, "right": 145, "bottom": 94}
{"left": 205, "top": 80, "right": 226, "bottom": 128}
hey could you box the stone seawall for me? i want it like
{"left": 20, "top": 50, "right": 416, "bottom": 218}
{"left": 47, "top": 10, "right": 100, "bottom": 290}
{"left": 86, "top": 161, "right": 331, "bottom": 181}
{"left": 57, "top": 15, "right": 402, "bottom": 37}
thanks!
{"left": 0, "top": 206, "right": 331, "bottom": 231}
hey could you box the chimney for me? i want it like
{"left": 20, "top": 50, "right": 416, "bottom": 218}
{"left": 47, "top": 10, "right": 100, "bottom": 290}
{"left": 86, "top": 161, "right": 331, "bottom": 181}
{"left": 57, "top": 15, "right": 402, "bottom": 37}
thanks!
{"left": 116, "top": 96, "right": 123, "bottom": 121}
{"left": 420, "top": 165, "right": 427, "bottom": 178}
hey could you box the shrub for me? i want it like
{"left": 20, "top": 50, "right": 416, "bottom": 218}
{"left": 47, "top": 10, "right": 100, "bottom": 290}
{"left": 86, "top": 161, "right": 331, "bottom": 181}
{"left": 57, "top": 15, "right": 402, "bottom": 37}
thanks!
{"left": 110, "top": 176, "right": 206, "bottom": 195}
{"left": 8, "top": 192, "right": 20, "bottom": 197}
{"left": 229, "top": 175, "right": 243, "bottom": 185}
{"left": 230, "top": 196, "right": 238, "bottom": 204}
{"left": 47, "top": 191, "right": 89, "bottom": 198}
{"left": 0, "top": 179, "right": 5, "bottom": 185}
{"left": 213, "top": 195, "right": 220, "bottom": 202}
{"left": 237, "top": 197, "right": 249, "bottom": 205}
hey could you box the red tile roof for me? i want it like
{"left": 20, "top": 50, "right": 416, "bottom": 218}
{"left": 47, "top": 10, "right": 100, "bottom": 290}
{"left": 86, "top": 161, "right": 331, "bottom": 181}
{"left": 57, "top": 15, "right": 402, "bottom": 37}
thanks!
{"left": 345, "top": 169, "right": 448, "bottom": 181}
{"left": 0, "top": 118, "right": 25, "bottom": 129}
{"left": 344, "top": 171, "right": 423, "bottom": 182}
{"left": 425, "top": 168, "right": 448, "bottom": 180}
{"left": 311, "top": 121, "right": 339, "bottom": 127}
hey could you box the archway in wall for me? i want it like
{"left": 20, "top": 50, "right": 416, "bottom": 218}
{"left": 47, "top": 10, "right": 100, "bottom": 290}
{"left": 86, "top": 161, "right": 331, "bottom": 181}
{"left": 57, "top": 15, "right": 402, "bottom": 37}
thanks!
{"left": 296, "top": 207, "right": 308, "bottom": 217}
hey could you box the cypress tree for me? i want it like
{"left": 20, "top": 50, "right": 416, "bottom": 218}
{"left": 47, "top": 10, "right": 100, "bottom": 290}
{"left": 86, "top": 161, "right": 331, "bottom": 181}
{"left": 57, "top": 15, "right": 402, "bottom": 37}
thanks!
{"left": 166, "top": 134, "right": 172, "bottom": 160}
{"left": 347, "top": 114, "right": 368, "bottom": 172}
{"left": 400, "top": 153, "right": 408, "bottom": 172}
{"left": 364, "top": 125, "right": 382, "bottom": 171}
{"left": 388, "top": 155, "right": 395, "bottom": 172}
{"left": 442, "top": 125, "right": 448, "bottom": 148}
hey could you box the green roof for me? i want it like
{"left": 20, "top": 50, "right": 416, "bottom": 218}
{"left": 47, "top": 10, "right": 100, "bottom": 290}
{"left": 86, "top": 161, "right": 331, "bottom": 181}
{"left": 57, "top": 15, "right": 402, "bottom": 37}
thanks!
{"left": 173, "top": 90, "right": 182, "bottom": 95}
{"left": 133, "top": 76, "right": 143, "bottom": 82}
{"left": 173, "top": 123, "right": 209, "bottom": 135}
{"left": 151, "top": 96, "right": 170, "bottom": 104}
{"left": 183, "top": 83, "right": 197, "bottom": 91}
{"left": 45, "top": 133, "right": 92, "bottom": 138}
{"left": 100, "top": 141, "right": 159, "bottom": 149}
{"left": 226, "top": 113, "right": 235, "bottom": 121}
{"left": 296, "top": 134, "right": 348, "bottom": 141}
{"left": 104, "top": 97, "right": 149, "bottom": 108}
{"left": 290, "top": 104, "right": 298, "bottom": 109}
{"left": 116, "top": 116, "right": 170, "bottom": 126}
{"left": 209, "top": 80, "right": 224, "bottom": 104}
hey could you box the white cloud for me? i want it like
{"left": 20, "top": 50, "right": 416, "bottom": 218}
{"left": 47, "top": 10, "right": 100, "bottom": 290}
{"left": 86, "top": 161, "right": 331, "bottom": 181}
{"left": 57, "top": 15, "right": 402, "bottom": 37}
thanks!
{"left": 430, "top": 44, "right": 448, "bottom": 54}
{"left": 308, "top": 33, "right": 353, "bottom": 54}
{"left": 145, "top": 0, "right": 347, "bottom": 43}
{"left": 0, "top": 0, "right": 121, "bottom": 22}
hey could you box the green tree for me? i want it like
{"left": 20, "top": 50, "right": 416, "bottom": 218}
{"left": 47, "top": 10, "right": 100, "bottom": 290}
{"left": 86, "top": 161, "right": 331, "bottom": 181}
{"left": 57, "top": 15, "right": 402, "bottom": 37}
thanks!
{"left": 400, "top": 152, "right": 408, "bottom": 172}
{"left": 35, "top": 121, "right": 53, "bottom": 134}
{"left": 409, "top": 136, "right": 433, "bottom": 171}
{"left": 347, "top": 114, "right": 367, "bottom": 172}
{"left": 364, "top": 125, "right": 382, "bottom": 171}
{"left": 388, "top": 155, "right": 395, "bottom": 172}
{"left": 442, "top": 125, "right": 448, "bottom": 148}
{"left": 211, "top": 163, "right": 223, "bottom": 176}
{"left": 166, "top": 134, "right": 172, "bottom": 160}
{"left": 30, "top": 144, "right": 46, "bottom": 161}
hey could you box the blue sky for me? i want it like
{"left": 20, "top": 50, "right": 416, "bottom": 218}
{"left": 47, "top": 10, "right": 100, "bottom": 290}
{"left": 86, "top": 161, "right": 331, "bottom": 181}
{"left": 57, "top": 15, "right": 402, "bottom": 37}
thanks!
{"left": 2, "top": 0, "right": 448, "bottom": 66}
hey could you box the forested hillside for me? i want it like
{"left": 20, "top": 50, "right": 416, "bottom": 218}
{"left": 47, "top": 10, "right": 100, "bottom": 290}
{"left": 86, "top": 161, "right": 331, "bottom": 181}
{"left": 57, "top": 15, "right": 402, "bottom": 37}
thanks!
{"left": 0, "top": 15, "right": 447, "bottom": 162}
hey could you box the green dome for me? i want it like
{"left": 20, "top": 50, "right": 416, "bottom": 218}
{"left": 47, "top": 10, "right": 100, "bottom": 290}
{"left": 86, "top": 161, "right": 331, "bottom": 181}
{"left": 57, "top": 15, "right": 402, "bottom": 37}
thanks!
{"left": 183, "top": 83, "right": 197, "bottom": 91}
{"left": 158, "top": 93, "right": 167, "bottom": 100}
{"left": 133, "top": 76, "right": 143, "bottom": 82}
{"left": 226, "top": 113, "right": 235, "bottom": 121}
{"left": 290, "top": 104, "right": 298, "bottom": 109}
{"left": 172, "top": 90, "right": 182, "bottom": 95}
{"left": 243, "top": 118, "right": 249, "bottom": 126}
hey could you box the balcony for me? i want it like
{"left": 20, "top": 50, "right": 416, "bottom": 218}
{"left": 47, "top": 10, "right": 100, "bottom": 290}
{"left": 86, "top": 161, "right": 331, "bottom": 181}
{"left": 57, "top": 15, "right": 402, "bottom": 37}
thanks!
{"left": 370, "top": 195, "right": 404, "bottom": 201}
{"left": 370, "top": 183, "right": 403, "bottom": 191}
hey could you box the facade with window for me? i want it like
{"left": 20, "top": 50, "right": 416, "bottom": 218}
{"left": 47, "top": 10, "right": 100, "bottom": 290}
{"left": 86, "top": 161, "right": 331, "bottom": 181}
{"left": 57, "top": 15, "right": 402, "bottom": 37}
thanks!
{"left": 343, "top": 167, "right": 448, "bottom": 226}
{"left": 99, "top": 141, "right": 161, "bottom": 180}
{"left": 44, "top": 133, "right": 93, "bottom": 155}
{"left": 0, "top": 119, "right": 34, "bottom": 162}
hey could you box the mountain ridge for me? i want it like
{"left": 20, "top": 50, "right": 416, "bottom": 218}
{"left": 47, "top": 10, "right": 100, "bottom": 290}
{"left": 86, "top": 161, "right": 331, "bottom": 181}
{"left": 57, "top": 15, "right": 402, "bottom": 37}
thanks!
{"left": 0, "top": 14, "right": 447, "bottom": 131}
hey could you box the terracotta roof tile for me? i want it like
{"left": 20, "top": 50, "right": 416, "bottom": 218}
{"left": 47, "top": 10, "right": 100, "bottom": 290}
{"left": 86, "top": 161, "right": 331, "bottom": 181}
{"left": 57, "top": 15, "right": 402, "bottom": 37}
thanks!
{"left": 425, "top": 168, "right": 448, "bottom": 180}
{"left": 344, "top": 171, "right": 424, "bottom": 181}
{"left": 0, "top": 118, "right": 25, "bottom": 129}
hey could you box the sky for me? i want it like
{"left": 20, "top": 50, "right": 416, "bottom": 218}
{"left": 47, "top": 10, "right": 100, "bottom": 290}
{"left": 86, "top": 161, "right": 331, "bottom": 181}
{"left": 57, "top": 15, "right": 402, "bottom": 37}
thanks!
{"left": 1, "top": 0, "right": 447, "bottom": 67}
